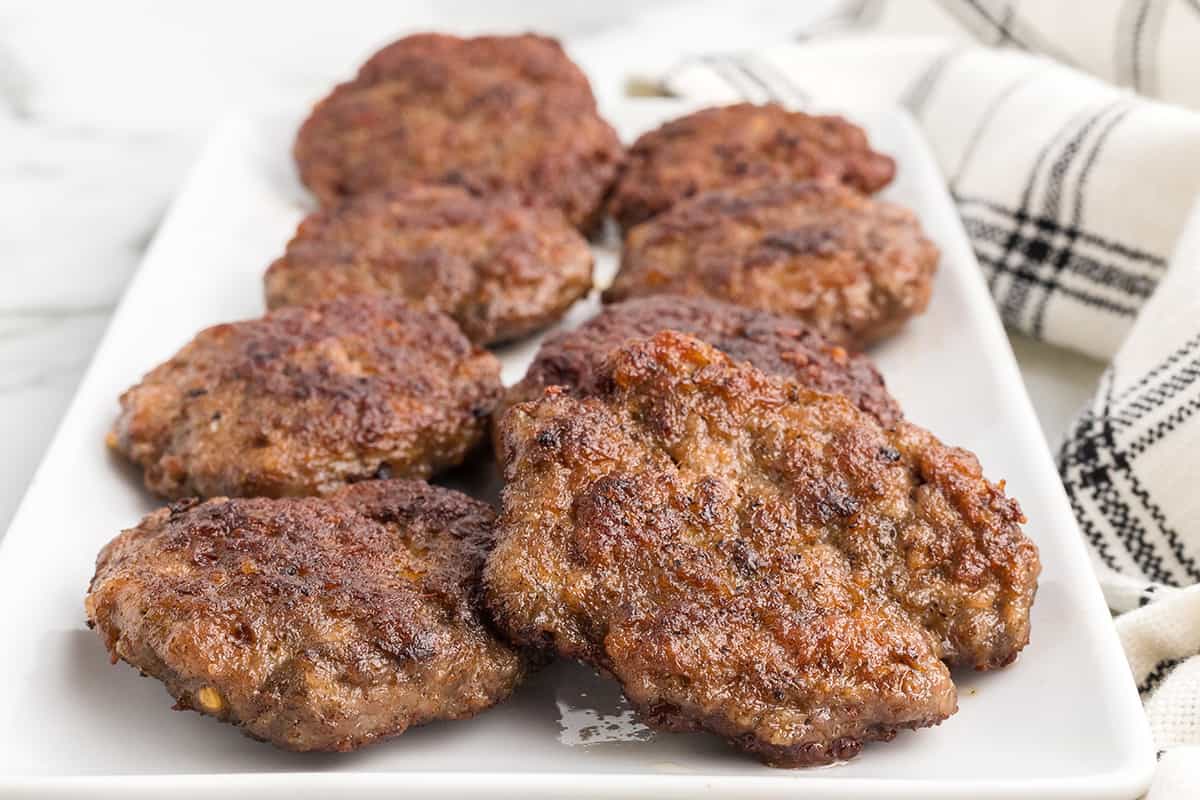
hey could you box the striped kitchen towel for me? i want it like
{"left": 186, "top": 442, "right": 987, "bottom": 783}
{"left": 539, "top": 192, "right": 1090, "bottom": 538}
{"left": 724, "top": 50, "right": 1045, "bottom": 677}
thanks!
{"left": 837, "top": 0, "right": 1200, "bottom": 111}
{"left": 649, "top": 1, "right": 1200, "bottom": 788}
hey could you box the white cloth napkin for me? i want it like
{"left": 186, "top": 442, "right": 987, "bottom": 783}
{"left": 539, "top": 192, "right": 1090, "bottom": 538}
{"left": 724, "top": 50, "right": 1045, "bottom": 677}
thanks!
{"left": 649, "top": 3, "right": 1200, "bottom": 790}
{"left": 841, "top": 0, "right": 1200, "bottom": 111}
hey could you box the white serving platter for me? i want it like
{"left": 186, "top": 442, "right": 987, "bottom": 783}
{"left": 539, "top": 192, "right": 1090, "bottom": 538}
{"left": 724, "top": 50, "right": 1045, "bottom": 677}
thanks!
{"left": 0, "top": 98, "right": 1154, "bottom": 799}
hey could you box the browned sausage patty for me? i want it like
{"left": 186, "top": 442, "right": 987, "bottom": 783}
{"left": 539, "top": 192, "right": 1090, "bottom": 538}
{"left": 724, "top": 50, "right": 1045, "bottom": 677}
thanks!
{"left": 264, "top": 185, "right": 593, "bottom": 345}
{"left": 605, "top": 181, "right": 939, "bottom": 350}
{"left": 609, "top": 103, "right": 895, "bottom": 230}
{"left": 109, "top": 296, "right": 501, "bottom": 499}
{"left": 486, "top": 332, "right": 1039, "bottom": 766}
{"left": 86, "top": 481, "right": 524, "bottom": 752}
{"left": 294, "top": 33, "right": 623, "bottom": 232}
{"left": 500, "top": 295, "right": 901, "bottom": 435}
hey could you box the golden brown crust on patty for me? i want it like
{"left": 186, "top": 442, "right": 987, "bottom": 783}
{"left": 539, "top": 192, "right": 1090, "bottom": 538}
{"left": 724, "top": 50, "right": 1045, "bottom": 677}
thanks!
{"left": 499, "top": 295, "right": 901, "bottom": 436}
{"left": 264, "top": 185, "right": 593, "bottom": 345}
{"left": 85, "top": 481, "right": 524, "bottom": 752}
{"left": 605, "top": 180, "right": 939, "bottom": 350}
{"left": 110, "top": 295, "right": 501, "bottom": 499}
{"left": 293, "top": 33, "right": 623, "bottom": 232}
{"left": 609, "top": 103, "right": 895, "bottom": 230}
{"left": 485, "top": 332, "right": 1039, "bottom": 765}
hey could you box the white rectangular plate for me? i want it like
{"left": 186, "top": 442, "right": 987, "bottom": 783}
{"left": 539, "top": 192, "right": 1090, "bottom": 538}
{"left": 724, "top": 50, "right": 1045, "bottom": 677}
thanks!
{"left": 0, "top": 99, "right": 1154, "bottom": 799}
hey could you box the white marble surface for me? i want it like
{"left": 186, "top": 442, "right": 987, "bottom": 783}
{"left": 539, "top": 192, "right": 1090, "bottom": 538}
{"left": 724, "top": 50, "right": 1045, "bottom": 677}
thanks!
{"left": 0, "top": 0, "right": 1105, "bottom": 533}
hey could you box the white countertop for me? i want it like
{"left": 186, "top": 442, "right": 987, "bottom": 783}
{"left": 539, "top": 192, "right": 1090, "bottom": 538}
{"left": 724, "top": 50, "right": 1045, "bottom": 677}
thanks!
{"left": 0, "top": 0, "right": 1105, "bottom": 533}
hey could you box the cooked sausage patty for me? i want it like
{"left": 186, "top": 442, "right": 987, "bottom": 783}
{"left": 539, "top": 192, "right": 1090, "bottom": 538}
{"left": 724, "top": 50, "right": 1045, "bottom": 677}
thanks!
{"left": 294, "top": 33, "right": 623, "bottom": 232}
{"left": 86, "top": 481, "right": 524, "bottom": 752}
{"left": 500, "top": 295, "right": 901, "bottom": 435}
{"left": 605, "top": 181, "right": 939, "bottom": 350}
{"left": 486, "top": 332, "right": 1039, "bottom": 766}
{"left": 609, "top": 103, "right": 895, "bottom": 230}
{"left": 109, "top": 296, "right": 501, "bottom": 499}
{"left": 264, "top": 185, "right": 593, "bottom": 345}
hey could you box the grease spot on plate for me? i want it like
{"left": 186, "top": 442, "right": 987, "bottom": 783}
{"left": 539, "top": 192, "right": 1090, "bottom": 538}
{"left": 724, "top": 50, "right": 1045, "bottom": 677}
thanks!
{"left": 554, "top": 668, "right": 654, "bottom": 746}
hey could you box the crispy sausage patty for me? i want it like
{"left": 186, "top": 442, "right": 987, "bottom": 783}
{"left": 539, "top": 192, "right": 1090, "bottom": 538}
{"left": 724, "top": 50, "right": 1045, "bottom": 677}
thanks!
{"left": 86, "top": 481, "right": 524, "bottom": 752}
{"left": 609, "top": 103, "right": 895, "bottom": 230}
{"left": 500, "top": 295, "right": 901, "bottom": 433}
{"left": 110, "top": 295, "right": 501, "bottom": 499}
{"left": 265, "top": 184, "right": 593, "bottom": 345}
{"left": 486, "top": 332, "right": 1039, "bottom": 766}
{"left": 606, "top": 181, "right": 939, "bottom": 349}
{"left": 294, "top": 33, "right": 623, "bottom": 232}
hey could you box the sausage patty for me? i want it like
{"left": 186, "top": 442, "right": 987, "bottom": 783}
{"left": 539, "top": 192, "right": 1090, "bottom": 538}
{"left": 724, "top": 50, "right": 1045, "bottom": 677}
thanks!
{"left": 86, "top": 481, "right": 524, "bottom": 752}
{"left": 294, "top": 33, "right": 623, "bottom": 232}
{"left": 265, "top": 184, "right": 593, "bottom": 345}
{"left": 605, "top": 180, "right": 939, "bottom": 350}
{"left": 109, "top": 295, "right": 501, "bottom": 499}
{"left": 500, "top": 295, "right": 901, "bottom": 435}
{"left": 609, "top": 103, "right": 895, "bottom": 230}
{"left": 486, "top": 332, "right": 1039, "bottom": 766}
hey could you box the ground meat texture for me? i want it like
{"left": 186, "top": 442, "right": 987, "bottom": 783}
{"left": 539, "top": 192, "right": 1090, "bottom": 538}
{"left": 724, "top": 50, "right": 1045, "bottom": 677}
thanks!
{"left": 605, "top": 180, "right": 939, "bottom": 350}
{"left": 499, "top": 295, "right": 901, "bottom": 437}
{"left": 109, "top": 295, "right": 501, "bottom": 499}
{"left": 485, "top": 332, "right": 1040, "bottom": 766}
{"left": 85, "top": 481, "right": 524, "bottom": 752}
{"left": 294, "top": 33, "right": 623, "bottom": 233}
{"left": 264, "top": 185, "right": 593, "bottom": 345}
{"left": 608, "top": 103, "right": 895, "bottom": 230}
